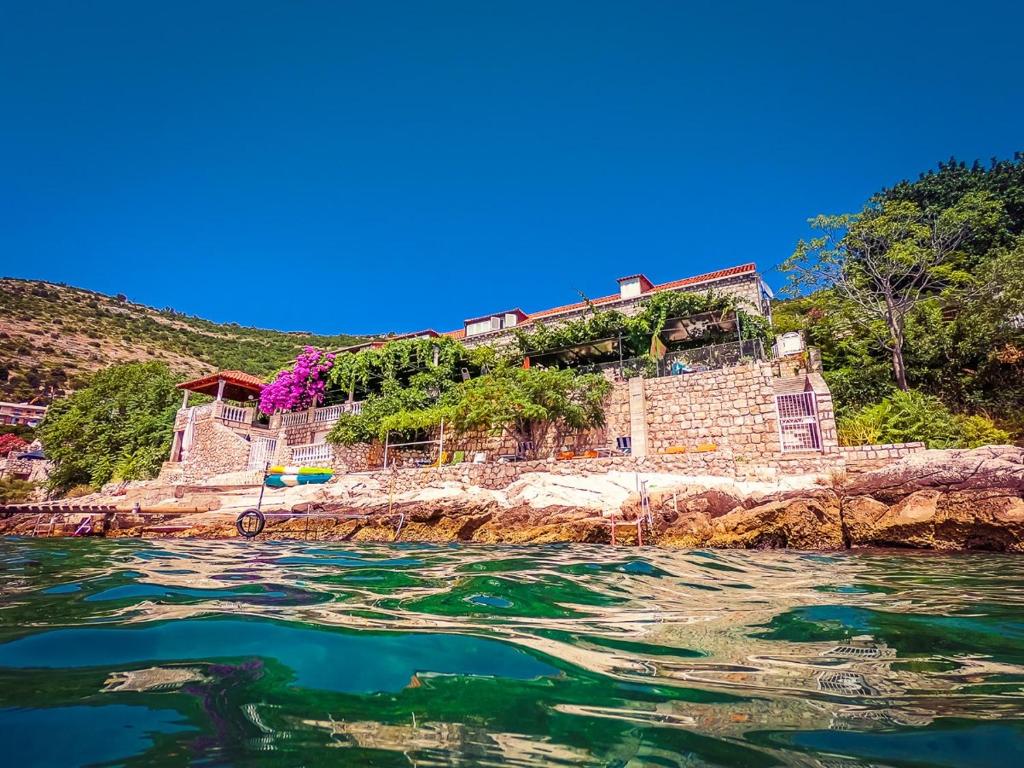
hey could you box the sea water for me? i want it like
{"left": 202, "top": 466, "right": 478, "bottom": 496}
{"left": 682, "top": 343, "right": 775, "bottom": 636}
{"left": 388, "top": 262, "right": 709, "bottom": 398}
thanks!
{"left": 1, "top": 538, "right": 1023, "bottom": 767}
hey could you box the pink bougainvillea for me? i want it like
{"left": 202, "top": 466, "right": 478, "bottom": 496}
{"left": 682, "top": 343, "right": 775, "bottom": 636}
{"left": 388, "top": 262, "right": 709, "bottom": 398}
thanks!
{"left": 259, "top": 347, "right": 335, "bottom": 414}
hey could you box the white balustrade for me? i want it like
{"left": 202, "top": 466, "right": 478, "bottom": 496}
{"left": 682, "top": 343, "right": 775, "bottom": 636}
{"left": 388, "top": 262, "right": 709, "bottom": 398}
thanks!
{"left": 281, "top": 411, "right": 309, "bottom": 427}
{"left": 313, "top": 404, "right": 343, "bottom": 423}
{"left": 220, "top": 405, "right": 249, "bottom": 423}
{"left": 290, "top": 442, "right": 334, "bottom": 466}
{"left": 313, "top": 401, "right": 363, "bottom": 424}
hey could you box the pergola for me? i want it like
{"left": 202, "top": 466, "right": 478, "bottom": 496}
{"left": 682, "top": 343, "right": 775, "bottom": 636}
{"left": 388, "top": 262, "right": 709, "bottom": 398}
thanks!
{"left": 528, "top": 337, "right": 621, "bottom": 369}
{"left": 658, "top": 310, "right": 739, "bottom": 344}
{"left": 525, "top": 310, "right": 743, "bottom": 373}
{"left": 177, "top": 370, "right": 265, "bottom": 408}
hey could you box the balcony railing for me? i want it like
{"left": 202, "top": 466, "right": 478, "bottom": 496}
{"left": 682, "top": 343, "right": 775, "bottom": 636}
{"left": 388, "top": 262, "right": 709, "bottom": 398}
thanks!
{"left": 291, "top": 442, "right": 334, "bottom": 466}
{"left": 281, "top": 401, "right": 364, "bottom": 428}
{"left": 660, "top": 339, "right": 765, "bottom": 374}
{"left": 281, "top": 411, "right": 308, "bottom": 427}
{"left": 572, "top": 339, "right": 766, "bottom": 380}
{"left": 219, "top": 404, "right": 250, "bottom": 423}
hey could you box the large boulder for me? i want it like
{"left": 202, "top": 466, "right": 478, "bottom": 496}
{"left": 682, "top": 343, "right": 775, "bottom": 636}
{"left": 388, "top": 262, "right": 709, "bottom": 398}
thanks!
{"left": 699, "top": 496, "right": 844, "bottom": 550}
{"left": 844, "top": 446, "right": 1024, "bottom": 501}
{"left": 844, "top": 488, "right": 1024, "bottom": 551}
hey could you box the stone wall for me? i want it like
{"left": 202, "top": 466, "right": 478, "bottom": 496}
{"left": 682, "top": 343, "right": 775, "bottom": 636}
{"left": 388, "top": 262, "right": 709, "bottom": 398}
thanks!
{"left": 340, "top": 449, "right": 845, "bottom": 498}
{"left": 838, "top": 442, "right": 926, "bottom": 473}
{"left": 169, "top": 357, "right": 855, "bottom": 484}
{"left": 642, "top": 363, "right": 781, "bottom": 459}
{"left": 0, "top": 453, "right": 51, "bottom": 483}
{"left": 179, "top": 419, "right": 253, "bottom": 483}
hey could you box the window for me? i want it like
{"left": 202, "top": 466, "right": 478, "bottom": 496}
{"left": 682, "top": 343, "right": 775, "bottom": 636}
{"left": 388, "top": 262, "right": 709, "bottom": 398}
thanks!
{"left": 466, "top": 320, "right": 492, "bottom": 337}
{"left": 466, "top": 313, "right": 519, "bottom": 336}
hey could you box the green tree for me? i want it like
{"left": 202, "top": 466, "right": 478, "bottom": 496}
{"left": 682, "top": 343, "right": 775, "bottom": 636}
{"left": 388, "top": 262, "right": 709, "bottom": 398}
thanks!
{"left": 448, "top": 366, "right": 612, "bottom": 458}
{"left": 878, "top": 154, "right": 1024, "bottom": 260}
{"left": 783, "top": 193, "right": 1002, "bottom": 390}
{"left": 37, "top": 362, "right": 180, "bottom": 492}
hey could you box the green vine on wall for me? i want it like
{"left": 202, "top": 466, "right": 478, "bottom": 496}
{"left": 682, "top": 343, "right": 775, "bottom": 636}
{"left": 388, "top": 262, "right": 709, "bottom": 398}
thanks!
{"left": 512, "top": 290, "right": 769, "bottom": 358}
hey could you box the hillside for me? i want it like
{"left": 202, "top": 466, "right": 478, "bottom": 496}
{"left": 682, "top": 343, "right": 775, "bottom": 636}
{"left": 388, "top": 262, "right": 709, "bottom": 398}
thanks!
{"left": 0, "top": 278, "right": 365, "bottom": 403}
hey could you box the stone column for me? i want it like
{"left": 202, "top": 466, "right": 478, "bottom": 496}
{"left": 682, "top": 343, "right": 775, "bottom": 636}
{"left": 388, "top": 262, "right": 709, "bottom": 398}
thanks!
{"left": 628, "top": 376, "right": 648, "bottom": 457}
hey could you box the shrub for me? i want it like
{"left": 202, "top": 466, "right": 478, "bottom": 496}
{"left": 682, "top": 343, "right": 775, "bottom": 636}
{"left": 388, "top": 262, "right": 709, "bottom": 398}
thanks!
{"left": 0, "top": 477, "right": 36, "bottom": 504}
{"left": 64, "top": 483, "right": 97, "bottom": 499}
{"left": 838, "top": 390, "right": 1010, "bottom": 449}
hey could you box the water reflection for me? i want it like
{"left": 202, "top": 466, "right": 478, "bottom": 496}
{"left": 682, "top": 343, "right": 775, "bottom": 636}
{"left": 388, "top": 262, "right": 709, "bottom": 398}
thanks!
{"left": 1, "top": 538, "right": 1023, "bottom": 766}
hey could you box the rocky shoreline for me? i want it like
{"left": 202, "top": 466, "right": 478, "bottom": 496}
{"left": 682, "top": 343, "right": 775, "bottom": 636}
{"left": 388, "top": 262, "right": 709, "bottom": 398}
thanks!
{"left": 3, "top": 446, "right": 1023, "bottom": 551}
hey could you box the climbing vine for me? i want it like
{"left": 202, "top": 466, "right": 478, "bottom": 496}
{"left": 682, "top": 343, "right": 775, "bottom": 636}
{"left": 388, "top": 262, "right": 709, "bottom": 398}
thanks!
{"left": 512, "top": 290, "right": 769, "bottom": 357}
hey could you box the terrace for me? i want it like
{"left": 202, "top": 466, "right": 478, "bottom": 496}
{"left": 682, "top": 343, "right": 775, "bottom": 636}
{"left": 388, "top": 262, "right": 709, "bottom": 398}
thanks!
{"left": 525, "top": 310, "right": 768, "bottom": 381}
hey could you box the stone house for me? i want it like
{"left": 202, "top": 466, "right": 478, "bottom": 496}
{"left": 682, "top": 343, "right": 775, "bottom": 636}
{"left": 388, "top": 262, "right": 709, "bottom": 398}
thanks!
{"left": 445, "top": 262, "right": 771, "bottom": 349}
{"left": 159, "top": 262, "right": 860, "bottom": 484}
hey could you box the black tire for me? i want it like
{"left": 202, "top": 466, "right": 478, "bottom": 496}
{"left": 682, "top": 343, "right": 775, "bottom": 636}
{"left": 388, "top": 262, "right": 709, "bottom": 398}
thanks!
{"left": 236, "top": 509, "right": 266, "bottom": 538}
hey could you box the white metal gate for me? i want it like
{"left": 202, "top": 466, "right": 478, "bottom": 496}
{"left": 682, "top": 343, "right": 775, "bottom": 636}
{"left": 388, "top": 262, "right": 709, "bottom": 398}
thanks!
{"left": 248, "top": 437, "right": 278, "bottom": 470}
{"left": 775, "top": 392, "right": 822, "bottom": 452}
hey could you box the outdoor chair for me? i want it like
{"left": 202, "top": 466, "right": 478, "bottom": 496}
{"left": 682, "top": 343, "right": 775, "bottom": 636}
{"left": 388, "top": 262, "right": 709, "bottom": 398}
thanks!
{"left": 615, "top": 436, "right": 632, "bottom": 455}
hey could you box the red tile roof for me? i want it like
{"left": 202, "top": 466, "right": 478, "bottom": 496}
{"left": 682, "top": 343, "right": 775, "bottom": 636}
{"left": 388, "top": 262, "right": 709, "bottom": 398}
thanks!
{"left": 177, "top": 370, "right": 266, "bottom": 392}
{"left": 441, "top": 263, "right": 757, "bottom": 338}
{"left": 526, "top": 263, "right": 756, "bottom": 322}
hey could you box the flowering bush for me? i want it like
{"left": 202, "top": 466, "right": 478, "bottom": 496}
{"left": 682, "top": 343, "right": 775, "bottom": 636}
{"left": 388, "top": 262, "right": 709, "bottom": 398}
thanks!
{"left": 259, "top": 347, "right": 335, "bottom": 414}
{"left": 0, "top": 433, "right": 28, "bottom": 457}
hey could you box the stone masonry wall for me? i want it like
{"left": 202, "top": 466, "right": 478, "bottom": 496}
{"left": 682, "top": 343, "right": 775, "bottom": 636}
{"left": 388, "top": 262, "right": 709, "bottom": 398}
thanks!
{"left": 642, "top": 363, "right": 781, "bottom": 459}
{"left": 344, "top": 450, "right": 845, "bottom": 498}
{"left": 838, "top": 442, "right": 926, "bottom": 473}
{"left": 180, "top": 419, "right": 253, "bottom": 483}
{"left": 170, "top": 357, "right": 857, "bottom": 484}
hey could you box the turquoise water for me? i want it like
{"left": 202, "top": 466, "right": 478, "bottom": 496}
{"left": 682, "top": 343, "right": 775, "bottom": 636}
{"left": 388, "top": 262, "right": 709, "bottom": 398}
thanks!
{"left": 1, "top": 539, "right": 1023, "bottom": 766}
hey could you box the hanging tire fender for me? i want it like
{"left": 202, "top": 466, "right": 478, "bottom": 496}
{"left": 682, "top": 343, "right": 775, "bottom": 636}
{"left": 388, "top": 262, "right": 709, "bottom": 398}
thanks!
{"left": 236, "top": 509, "right": 266, "bottom": 538}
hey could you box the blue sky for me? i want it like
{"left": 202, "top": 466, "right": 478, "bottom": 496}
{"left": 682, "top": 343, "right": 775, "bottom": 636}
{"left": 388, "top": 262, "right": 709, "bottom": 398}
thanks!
{"left": 2, "top": 1, "right": 1021, "bottom": 335}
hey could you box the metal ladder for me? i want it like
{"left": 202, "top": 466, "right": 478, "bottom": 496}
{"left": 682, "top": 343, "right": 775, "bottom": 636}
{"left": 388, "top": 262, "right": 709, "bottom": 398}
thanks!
{"left": 609, "top": 478, "right": 654, "bottom": 546}
{"left": 32, "top": 513, "right": 65, "bottom": 537}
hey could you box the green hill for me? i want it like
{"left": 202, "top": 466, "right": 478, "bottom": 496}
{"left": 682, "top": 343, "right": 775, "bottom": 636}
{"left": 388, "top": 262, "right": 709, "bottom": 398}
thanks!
{"left": 0, "top": 278, "right": 365, "bottom": 403}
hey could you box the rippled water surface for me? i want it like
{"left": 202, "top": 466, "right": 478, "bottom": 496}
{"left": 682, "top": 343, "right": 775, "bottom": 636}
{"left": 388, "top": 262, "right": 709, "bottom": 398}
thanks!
{"left": 2, "top": 539, "right": 1024, "bottom": 767}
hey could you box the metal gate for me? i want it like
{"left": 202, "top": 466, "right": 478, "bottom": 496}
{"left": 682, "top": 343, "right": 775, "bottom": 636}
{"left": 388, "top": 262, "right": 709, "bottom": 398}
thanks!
{"left": 248, "top": 437, "right": 278, "bottom": 470}
{"left": 775, "top": 392, "right": 822, "bottom": 452}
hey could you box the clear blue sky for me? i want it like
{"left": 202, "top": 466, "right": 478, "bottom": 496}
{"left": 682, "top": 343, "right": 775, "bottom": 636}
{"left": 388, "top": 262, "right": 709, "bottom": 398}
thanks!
{"left": 2, "top": 1, "right": 1021, "bottom": 335}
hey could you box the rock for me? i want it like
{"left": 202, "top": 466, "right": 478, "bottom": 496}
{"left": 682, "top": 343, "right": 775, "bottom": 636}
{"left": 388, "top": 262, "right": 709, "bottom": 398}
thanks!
{"left": 844, "top": 445, "right": 1024, "bottom": 501}
{"left": 13, "top": 446, "right": 1024, "bottom": 551}
{"left": 845, "top": 488, "right": 1024, "bottom": 551}
{"left": 699, "top": 497, "right": 844, "bottom": 550}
